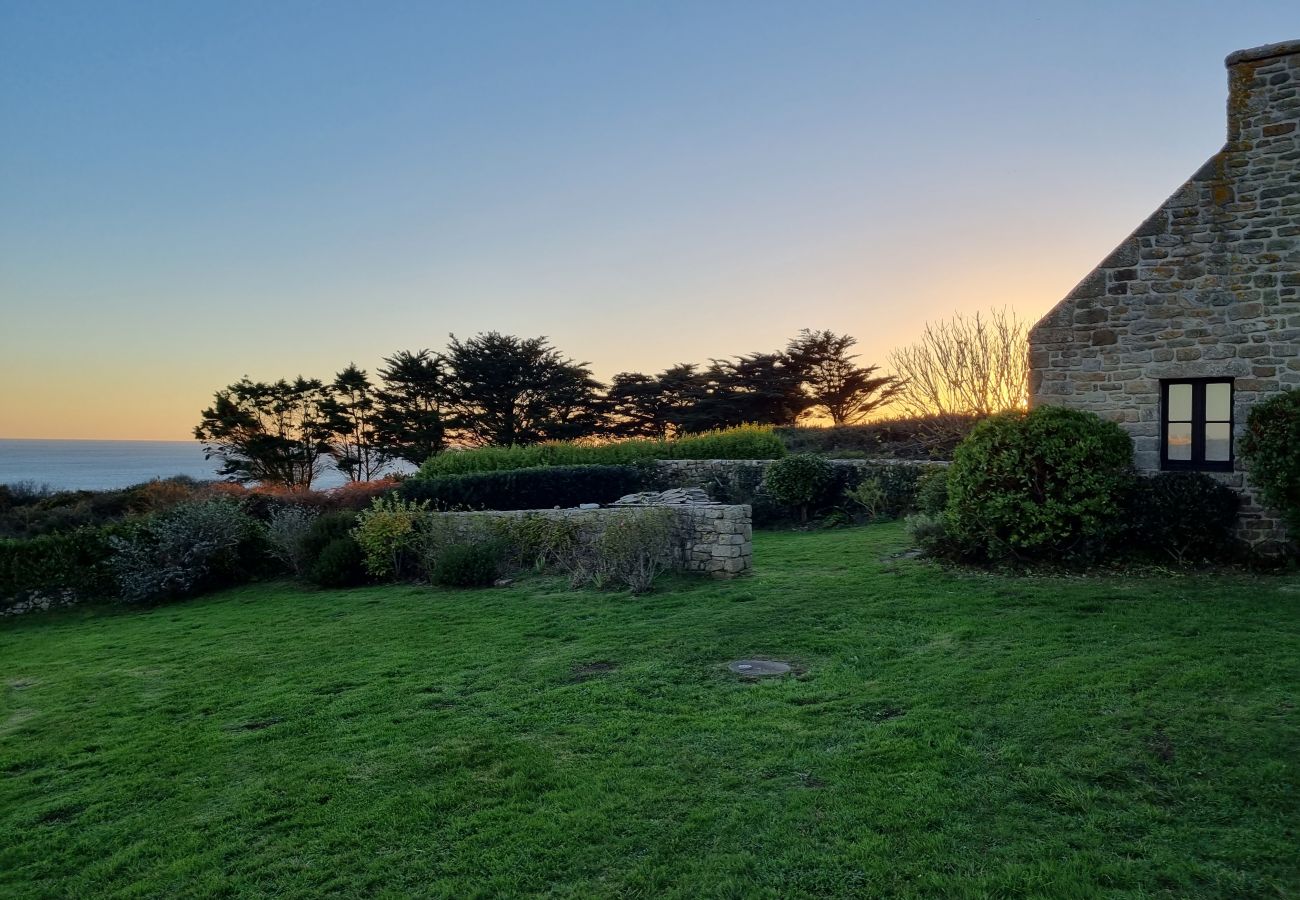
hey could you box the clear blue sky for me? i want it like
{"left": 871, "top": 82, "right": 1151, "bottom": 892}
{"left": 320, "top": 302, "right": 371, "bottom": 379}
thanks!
{"left": 1, "top": 0, "right": 1295, "bottom": 438}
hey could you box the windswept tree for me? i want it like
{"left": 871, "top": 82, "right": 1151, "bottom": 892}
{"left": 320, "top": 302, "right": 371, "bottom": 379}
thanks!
{"left": 374, "top": 349, "right": 449, "bottom": 466}
{"left": 888, "top": 308, "right": 1029, "bottom": 420}
{"left": 686, "top": 352, "right": 808, "bottom": 431}
{"left": 604, "top": 364, "right": 708, "bottom": 438}
{"left": 443, "top": 332, "right": 605, "bottom": 446}
{"left": 194, "top": 377, "right": 335, "bottom": 490}
{"left": 786, "top": 329, "right": 903, "bottom": 425}
{"left": 329, "top": 364, "right": 386, "bottom": 482}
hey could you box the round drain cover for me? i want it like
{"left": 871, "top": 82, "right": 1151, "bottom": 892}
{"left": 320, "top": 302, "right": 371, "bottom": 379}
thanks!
{"left": 728, "top": 659, "right": 791, "bottom": 676}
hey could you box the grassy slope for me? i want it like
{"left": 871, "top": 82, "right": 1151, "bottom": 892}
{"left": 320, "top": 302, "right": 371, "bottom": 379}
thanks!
{"left": 2, "top": 524, "right": 1298, "bottom": 899}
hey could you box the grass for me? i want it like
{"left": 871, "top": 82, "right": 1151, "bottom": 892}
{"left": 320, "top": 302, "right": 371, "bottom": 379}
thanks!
{"left": 2, "top": 523, "right": 1298, "bottom": 898}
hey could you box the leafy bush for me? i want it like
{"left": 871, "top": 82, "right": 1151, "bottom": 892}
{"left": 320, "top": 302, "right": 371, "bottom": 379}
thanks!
{"left": 763, "top": 454, "right": 835, "bottom": 522}
{"left": 1239, "top": 388, "right": 1300, "bottom": 537}
{"left": 418, "top": 425, "right": 785, "bottom": 477}
{"left": 308, "top": 536, "right": 368, "bottom": 588}
{"left": 1126, "top": 472, "right": 1242, "bottom": 564}
{"left": 944, "top": 406, "right": 1134, "bottom": 564}
{"left": 840, "top": 464, "right": 933, "bottom": 520}
{"left": 430, "top": 542, "right": 504, "bottom": 587}
{"left": 914, "top": 467, "right": 950, "bottom": 516}
{"left": 353, "top": 497, "right": 430, "bottom": 580}
{"left": 264, "top": 506, "right": 319, "bottom": 576}
{"left": 400, "top": 465, "right": 645, "bottom": 511}
{"left": 0, "top": 526, "right": 121, "bottom": 611}
{"left": 110, "top": 500, "right": 260, "bottom": 604}
{"left": 492, "top": 514, "right": 583, "bottom": 572}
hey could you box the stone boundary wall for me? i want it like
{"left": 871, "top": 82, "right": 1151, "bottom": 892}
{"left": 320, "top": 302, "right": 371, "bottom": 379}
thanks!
{"left": 650, "top": 458, "right": 948, "bottom": 498}
{"left": 436, "top": 504, "right": 753, "bottom": 577}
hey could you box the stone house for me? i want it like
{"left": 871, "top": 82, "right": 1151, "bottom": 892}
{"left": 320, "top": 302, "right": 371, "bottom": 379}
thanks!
{"left": 1029, "top": 40, "right": 1299, "bottom": 546}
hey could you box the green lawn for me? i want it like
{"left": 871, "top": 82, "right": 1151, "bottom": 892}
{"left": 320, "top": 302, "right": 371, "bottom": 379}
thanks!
{"left": 2, "top": 524, "right": 1298, "bottom": 898}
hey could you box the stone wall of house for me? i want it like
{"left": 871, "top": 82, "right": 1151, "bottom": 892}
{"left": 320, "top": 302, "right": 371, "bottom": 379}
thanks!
{"left": 649, "top": 458, "right": 948, "bottom": 502}
{"left": 437, "top": 504, "right": 753, "bottom": 577}
{"left": 1028, "top": 40, "right": 1300, "bottom": 548}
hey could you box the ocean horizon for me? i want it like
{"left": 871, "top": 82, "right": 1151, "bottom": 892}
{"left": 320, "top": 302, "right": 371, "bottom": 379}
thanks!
{"left": 0, "top": 439, "right": 365, "bottom": 492}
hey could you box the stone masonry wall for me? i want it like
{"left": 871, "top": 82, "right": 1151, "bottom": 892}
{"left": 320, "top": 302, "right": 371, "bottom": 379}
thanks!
{"left": 1029, "top": 40, "right": 1300, "bottom": 547}
{"left": 436, "top": 504, "right": 753, "bottom": 577}
{"left": 651, "top": 458, "right": 948, "bottom": 500}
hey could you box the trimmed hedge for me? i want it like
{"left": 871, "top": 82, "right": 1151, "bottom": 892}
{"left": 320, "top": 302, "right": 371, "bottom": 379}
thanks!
{"left": 419, "top": 425, "right": 785, "bottom": 477}
{"left": 1126, "top": 471, "right": 1241, "bottom": 564}
{"left": 399, "top": 465, "right": 646, "bottom": 511}
{"left": 777, "top": 415, "right": 982, "bottom": 461}
{"left": 0, "top": 526, "right": 121, "bottom": 611}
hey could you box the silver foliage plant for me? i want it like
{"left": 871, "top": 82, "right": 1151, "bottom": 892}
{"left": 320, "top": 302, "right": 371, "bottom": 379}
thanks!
{"left": 110, "top": 500, "right": 253, "bottom": 603}
{"left": 264, "top": 506, "right": 320, "bottom": 576}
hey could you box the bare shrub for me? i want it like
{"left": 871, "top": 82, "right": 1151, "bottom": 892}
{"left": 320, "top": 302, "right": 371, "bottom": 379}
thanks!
{"left": 888, "top": 309, "right": 1029, "bottom": 441}
{"left": 264, "top": 506, "right": 319, "bottom": 576}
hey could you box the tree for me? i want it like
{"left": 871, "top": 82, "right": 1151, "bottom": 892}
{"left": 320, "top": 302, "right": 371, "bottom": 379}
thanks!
{"left": 604, "top": 364, "right": 708, "bottom": 438}
{"left": 685, "top": 352, "right": 808, "bottom": 431}
{"left": 888, "top": 309, "right": 1029, "bottom": 420}
{"left": 194, "top": 377, "right": 335, "bottom": 490}
{"left": 374, "top": 349, "right": 449, "bottom": 466}
{"left": 442, "top": 332, "right": 605, "bottom": 446}
{"left": 329, "top": 364, "right": 387, "bottom": 482}
{"left": 786, "top": 329, "right": 903, "bottom": 425}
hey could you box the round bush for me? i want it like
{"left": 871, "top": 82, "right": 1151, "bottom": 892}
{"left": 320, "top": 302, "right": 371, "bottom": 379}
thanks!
{"left": 762, "top": 454, "right": 834, "bottom": 521}
{"left": 308, "top": 536, "right": 368, "bottom": 588}
{"left": 1126, "top": 472, "right": 1241, "bottom": 564}
{"left": 1239, "top": 388, "right": 1300, "bottom": 536}
{"left": 430, "top": 542, "right": 502, "bottom": 588}
{"left": 945, "top": 406, "right": 1134, "bottom": 564}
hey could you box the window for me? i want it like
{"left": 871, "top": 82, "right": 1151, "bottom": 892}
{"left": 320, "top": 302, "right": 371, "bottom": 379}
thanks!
{"left": 1160, "top": 378, "right": 1233, "bottom": 471}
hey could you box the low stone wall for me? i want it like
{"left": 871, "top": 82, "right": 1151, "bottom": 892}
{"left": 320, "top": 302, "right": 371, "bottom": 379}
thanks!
{"left": 436, "top": 504, "right": 753, "bottom": 577}
{"left": 650, "top": 458, "right": 948, "bottom": 500}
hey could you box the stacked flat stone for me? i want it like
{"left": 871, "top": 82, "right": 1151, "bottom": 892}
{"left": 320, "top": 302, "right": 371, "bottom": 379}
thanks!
{"left": 612, "top": 487, "right": 713, "bottom": 506}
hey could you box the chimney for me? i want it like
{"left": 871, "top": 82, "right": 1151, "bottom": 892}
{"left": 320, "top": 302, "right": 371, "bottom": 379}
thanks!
{"left": 1224, "top": 40, "right": 1300, "bottom": 146}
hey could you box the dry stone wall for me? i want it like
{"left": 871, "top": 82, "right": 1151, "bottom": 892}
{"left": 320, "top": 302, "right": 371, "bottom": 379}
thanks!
{"left": 1029, "top": 40, "right": 1300, "bottom": 547}
{"left": 436, "top": 504, "right": 753, "bottom": 577}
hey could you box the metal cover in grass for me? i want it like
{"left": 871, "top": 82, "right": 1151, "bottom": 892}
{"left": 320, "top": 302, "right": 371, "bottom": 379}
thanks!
{"left": 728, "top": 659, "right": 791, "bottom": 676}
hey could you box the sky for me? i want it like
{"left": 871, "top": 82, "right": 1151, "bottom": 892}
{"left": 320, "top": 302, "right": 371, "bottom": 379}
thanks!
{"left": 1, "top": 1, "right": 1296, "bottom": 440}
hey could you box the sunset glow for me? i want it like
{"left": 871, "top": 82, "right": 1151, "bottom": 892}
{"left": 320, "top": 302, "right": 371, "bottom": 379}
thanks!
{"left": 1, "top": 1, "right": 1294, "bottom": 439}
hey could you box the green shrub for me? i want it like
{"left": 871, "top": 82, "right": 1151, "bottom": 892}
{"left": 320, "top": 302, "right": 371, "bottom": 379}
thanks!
{"left": 763, "top": 454, "right": 834, "bottom": 522}
{"left": 492, "top": 514, "right": 583, "bottom": 572}
{"left": 841, "top": 464, "right": 932, "bottom": 520}
{"left": 1126, "top": 472, "right": 1242, "bottom": 565}
{"left": 418, "top": 425, "right": 785, "bottom": 477}
{"left": 0, "top": 526, "right": 120, "bottom": 611}
{"left": 914, "top": 467, "right": 950, "bottom": 516}
{"left": 110, "top": 500, "right": 260, "bottom": 604}
{"left": 353, "top": 497, "right": 430, "bottom": 580}
{"left": 308, "top": 536, "right": 368, "bottom": 588}
{"left": 400, "top": 465, "right": 645, "bottom": 511}
{"left": 1239, "top": 388, "right": 1300, "bottom": 537}
{"left": 945, "top": 406, "right": 1134, "bottom": 564}
{"left": 430, "top": 542, "right": 504, "bottom": 587}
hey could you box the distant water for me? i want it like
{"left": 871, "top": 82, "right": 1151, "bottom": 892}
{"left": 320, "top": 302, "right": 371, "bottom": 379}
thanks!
{"left": 0, "top": 440, "right": 359, "bottom": 492}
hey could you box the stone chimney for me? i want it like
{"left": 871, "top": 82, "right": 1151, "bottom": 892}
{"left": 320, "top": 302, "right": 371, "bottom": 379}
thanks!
{"left": 1224, "top": 40, "right": 1300, "bottom": 146}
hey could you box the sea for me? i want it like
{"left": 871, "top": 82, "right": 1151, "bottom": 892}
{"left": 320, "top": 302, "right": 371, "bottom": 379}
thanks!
{"left": 0, "top": 440, "right": 378, "bottom": 492}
